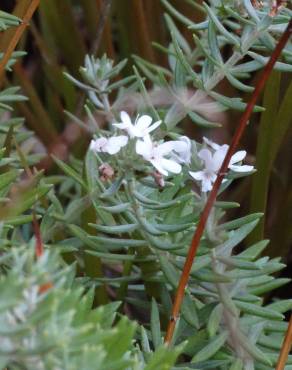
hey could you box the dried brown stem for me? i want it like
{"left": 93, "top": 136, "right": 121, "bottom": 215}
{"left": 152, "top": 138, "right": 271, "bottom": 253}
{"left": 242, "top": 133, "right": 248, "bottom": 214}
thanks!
{"left": 164, "top": 19, "right": 292, "bottom": 345}
{"left": 0, "top": 0, "right": 40, "bottom": 84}
{"left": 275, "top": 314, "right": 292, "bottom": 370}
{"left": 32, "top": 213, "right": 44, "bottom": 258}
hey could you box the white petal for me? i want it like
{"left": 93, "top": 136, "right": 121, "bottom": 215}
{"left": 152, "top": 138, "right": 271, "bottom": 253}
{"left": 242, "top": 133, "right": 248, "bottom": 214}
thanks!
{"left": 209, "top": 171, "right": 218, "bottom": 183}
{"left": 136, "top": 139, "right": 152, "bottom": 159}
{"left": 172, "top": 136, "right": 191, "bottom": 164}
{"left": 106, "top": 146, "right": 119, "bottom": 155}
{"left": 106, "top": 135, "right": 128, "bottom": 154}
{"left": 156, "top": 141, "right": 176, "bottom": 156}
{"left": 198, "top": 148, "right": 213, "bottom": 167}
{"left": 150, "top": 159, "right": 168, "bottom": 176}
{"left": 201, "top": 178, "right": 213, "bottom": 192}
{"left": 189, "top": 170, "right": 204, "bottom": 181}
{"left": 108, "top": 135, "right": 128, "bottom": 147}
{"left": 229, "top": 164, "right": 254, "bottom": 173}
{"left": 90, "top": 139, "right": 98, "bottom": 151}
{"left": 160, "top": 158, "right": 182, "bottom": 174}
{"left": 229, "top": 150, "right": 246, "bottom": 165}
{"left": 135, "top": 115, "right": 152, "bottom": 131}
{"left": 212, "top": 145, "right": 228, "bottom": 171}
{"left": 172, "top": 139, "right": 189, "bottom": 153}
{"left": 146, "top": 120, "right": 162, "bottom": 134}
{"left": 120, "top": 111, "right": 132, "bottom": 126}
{"left": 90, "top": 137, "right": 107, "bottom": 152}
{"left": 203, "top": 136, "right": 220, "bottom": 150}
{"left": 179, "top": 136, "right": 191, "bottom": 148}
{"left": 113, "top": 122, "right": 127, "bottom": 130}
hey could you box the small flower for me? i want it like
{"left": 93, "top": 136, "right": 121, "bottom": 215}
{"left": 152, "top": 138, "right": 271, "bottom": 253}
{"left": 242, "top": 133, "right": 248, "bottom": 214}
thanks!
{"left": 113, "top": 111, "right": 161, "bottom": 138}
{"left": 189, "top": 138, "right": 254, "bottom": 192}
{"left": 90, "top": 135, "right": 128, "bottom": 155}
{"left": 99, "top": 163, "right": 115, "bottom": 181}
{"left": 152, "top": 170, "right": 165, "bottom": 188}
{"left": 136, "top": 135, "right": 182, "bottom": 176}
{"left": 171, "top": 136, "right": 192, "bottom": 164}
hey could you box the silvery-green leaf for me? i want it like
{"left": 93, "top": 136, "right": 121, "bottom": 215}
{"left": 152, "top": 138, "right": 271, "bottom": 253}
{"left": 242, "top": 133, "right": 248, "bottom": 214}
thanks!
{"left": 191, "top": 331, "right": 228, "bottom": 363}
{"left": 207, "top": 304, "right": 223, "bottom": 337}
{"left": 99, "top": 203, "right": 130, "bottom": 213}
{"left": 235, "top": 301, "right": 283, "bottom": 320}
{"left": 151, "top": 298, "right": 162, "bottom": 349}
{"left": 181, "top": 293, "right": 200, "bottom": 329}
{"left": 89, "top": 223, "right": 138, "bottom": 234}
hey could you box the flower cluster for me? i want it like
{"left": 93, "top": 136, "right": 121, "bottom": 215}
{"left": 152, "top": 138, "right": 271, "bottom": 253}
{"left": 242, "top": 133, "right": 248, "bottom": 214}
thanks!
{"left": 90, "top": 111, "right": 190, "bottom": 176}
{"left": 189, "top": 137, "right": 254, "bottom": 192}
{"left": 90, "top": 112, "right": 254, "bottom": 192}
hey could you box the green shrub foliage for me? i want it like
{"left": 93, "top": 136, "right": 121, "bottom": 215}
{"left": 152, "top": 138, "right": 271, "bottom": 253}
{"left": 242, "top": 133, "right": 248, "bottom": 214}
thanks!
{"left": 0, "top": 2, "right": 292, "bottom": 370}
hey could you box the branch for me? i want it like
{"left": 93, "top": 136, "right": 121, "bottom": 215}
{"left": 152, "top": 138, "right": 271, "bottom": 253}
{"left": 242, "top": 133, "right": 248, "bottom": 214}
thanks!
{"left": 276, "top": 314, "right": 292, "bottom": 370}
{"left": 0, "top": 0, "right": 40, "bottom": 83}
{"left": 164, "top": 19, "right": 292, "bottom": 345}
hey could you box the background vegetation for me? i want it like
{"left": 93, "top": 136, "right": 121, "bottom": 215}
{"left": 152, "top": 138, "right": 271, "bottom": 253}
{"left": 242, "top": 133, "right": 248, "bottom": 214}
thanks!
{"left": 0, "top": 1, "right": 291, "bottom": 369}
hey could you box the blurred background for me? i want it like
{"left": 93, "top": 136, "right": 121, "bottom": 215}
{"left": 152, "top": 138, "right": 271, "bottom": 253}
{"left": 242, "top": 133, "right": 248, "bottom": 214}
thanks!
{"left": 0, "top": 0, "right": 291, "bottom": 301}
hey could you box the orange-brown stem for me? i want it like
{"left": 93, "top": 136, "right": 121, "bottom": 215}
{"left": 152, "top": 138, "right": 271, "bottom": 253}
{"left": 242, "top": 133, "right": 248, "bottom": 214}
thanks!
{"left": 32, "top": 213, "right": 44, "bottom": 258}
{"left": 0, "top": 0, "right": 40, "bottom": 84}
{"left": 164, "top": 19, "right": 292, "bottom": 345}
{"left": 276, "top": 314, "right": 292, "bottom": 370}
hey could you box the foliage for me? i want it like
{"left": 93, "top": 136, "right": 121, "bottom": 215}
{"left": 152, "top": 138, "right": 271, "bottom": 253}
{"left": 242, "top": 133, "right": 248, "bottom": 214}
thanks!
{"left": 0, "top": 2, "right": 292, "bottom": 370}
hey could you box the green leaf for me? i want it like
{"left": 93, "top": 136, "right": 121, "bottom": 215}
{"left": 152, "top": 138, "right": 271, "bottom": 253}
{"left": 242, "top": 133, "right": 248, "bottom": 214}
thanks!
{"left": 238, "top": 240, "right": 269, "bottom": 260}
{"left": 209, "top": 91, "right": 264, "bottom": 112}
{"left": 207, "top": 304, "right": 223, "bottom": 337}
{"left": 161, "top": 0, "right": 194, "bottom": 27}
{"left": 88, "top": 235, "right": 148, "bottom": 249}
{"left": 140, "top": 326, "right": 151, "bottom": 355}
{"left": 3, "top": 215, "right": 36, "bottom": 226}
{"left": 89, "top": 223, "right": 138, "bottom": 235}
{"left": 191, "top": 331, "right": 228, "bottom": 363}
{"left": 188, "top": 111, "right": 221, "bottom": 128}
{"left": 159, "top": 254, "right": 179, "bottom": 288}
{"left": 52, "top": 155, "right": 87, "bottom": 189}
{"left": 248, "top": 278, "right": 290, "bottom": 295}
{"left": 267, "top": 299, "right": 292, "bottom": 314}
{"left": 236, "top": 331, "right": 272, "bottom": 366}
{"left": 229, "top": 359, "right": 243, "bottom": 370}
{"left": 203, "top": 4, "right": 240, "bottom": 47}
{"left": 235, "top": 301, "right": 284, "bottom": 320}
{"left": 0, "top": 169, "right": 20, "bottom": 192}
{"left": 217, "top": 220, "right": 260, "bottom": 255}
{"left": 218, "top": 213, "right": 263, "bottom": 231}
{"left": 181, "top": 293, "right": 200, "bottom": 329}
{"left": 98, "top": 203, "right": 130, "bottom": 213}
{"left": 144, "top": 344, "right": 183, "bottom": 370}
{"left": 151, "top": 298, "right": 162, "bottom": 349}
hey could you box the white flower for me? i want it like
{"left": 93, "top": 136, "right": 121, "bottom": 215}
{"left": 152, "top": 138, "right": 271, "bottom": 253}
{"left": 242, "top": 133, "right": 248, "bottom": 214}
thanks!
{"left": 136, "top": 135, "right": 182, "bottom": 176}
{"left": 90, "top": 135, "right": 128, "bottom": 155}
{"left": 113, "top": 111, "right": 161, "bottom": 138}
{"left": 203, "top": 136, "right": 221, "bottom": 150}
{"left": 189, "top": 138, "right": 254, "bottom": 192}
{"left": 171, "top": 136, "right": 192, "bottom": 164}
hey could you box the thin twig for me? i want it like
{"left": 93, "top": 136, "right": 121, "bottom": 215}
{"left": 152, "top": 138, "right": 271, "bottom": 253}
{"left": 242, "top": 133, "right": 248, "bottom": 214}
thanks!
{"left": 32, "top": 213, "right": 44, "bottom": 258}
{"left": 275, "top": 314, "right": 292, "bottom": 370}
{"left": 0, "top": 0, "right": 40, "bottom": 84}
{"left": 91, "top": 0, "right": 113, "bottom": 55}
{"left": 164, "top": 19, "right": 292, "bottom": 345}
